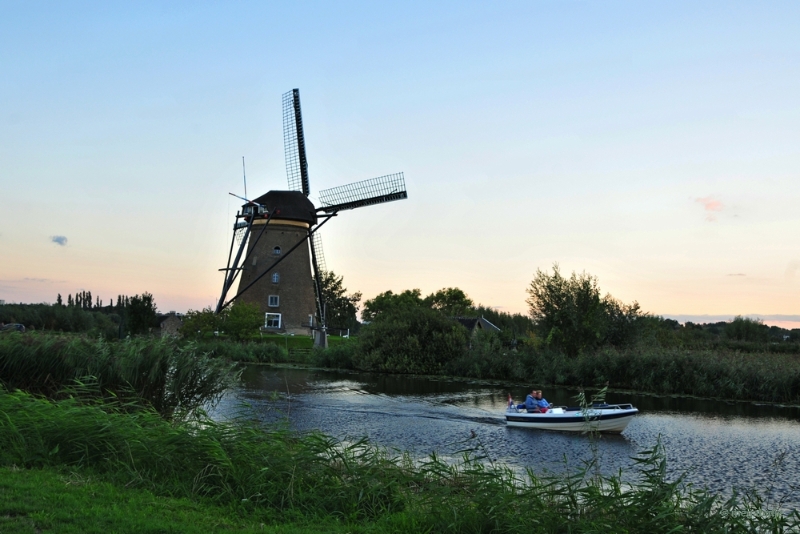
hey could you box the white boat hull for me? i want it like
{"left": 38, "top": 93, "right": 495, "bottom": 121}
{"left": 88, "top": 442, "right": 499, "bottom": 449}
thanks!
{"left": 505, "top": 405, "right": 638, "bottom": 434}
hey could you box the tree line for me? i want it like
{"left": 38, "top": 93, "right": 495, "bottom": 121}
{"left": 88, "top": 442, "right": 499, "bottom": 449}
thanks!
{"left": 1, "top": 291, "right": 159, "bottom": 338}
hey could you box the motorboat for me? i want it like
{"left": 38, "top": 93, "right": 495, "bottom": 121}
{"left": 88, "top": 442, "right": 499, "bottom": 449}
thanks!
{"left": 505, "top": 403, "right": 638, "bottom": 433}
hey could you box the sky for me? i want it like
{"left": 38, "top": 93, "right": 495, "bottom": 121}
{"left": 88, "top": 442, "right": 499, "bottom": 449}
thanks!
{"left": 1, "top": 1, "right": 799, "bottom": 328}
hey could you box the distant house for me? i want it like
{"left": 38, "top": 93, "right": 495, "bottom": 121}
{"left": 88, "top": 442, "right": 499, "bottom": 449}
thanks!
{"left": 159, "top": 312, "right": 184, "bottom": 337}
{"left": 452, "top": 316, "right": 501, "bottom": 336}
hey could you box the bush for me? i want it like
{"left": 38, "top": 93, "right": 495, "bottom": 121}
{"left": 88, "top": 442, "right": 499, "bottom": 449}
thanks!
{"left": 195, "top": 339, "right": 288, "bottom": 363}
{"left": 355, "top": 307, "right": 469, "bottom": 374}
{"left": 313, "top": 341, "right": 358, "bottom": 370}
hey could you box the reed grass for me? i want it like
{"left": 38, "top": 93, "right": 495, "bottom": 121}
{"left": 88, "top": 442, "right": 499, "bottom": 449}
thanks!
{"left": 2, "top": 389, "right": 797, "bottom": 532}
{"left": 0, "top": 333, "right": 238, "bottom": 417}
{"left": 444, "top": 344, "right": 800, "bottom": 404}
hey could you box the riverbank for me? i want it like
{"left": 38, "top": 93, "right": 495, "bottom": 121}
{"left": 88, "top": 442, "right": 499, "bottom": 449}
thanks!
{"left": 1, "top": 334, "right": 799, "bottom": 531}
{"left": 2, "top": 389, "right": 798, "bottom": 533}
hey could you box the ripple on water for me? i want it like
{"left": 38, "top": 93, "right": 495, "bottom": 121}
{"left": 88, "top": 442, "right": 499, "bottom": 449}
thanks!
{"left": 210, "top": 366, "right": 800, "bottom": 509}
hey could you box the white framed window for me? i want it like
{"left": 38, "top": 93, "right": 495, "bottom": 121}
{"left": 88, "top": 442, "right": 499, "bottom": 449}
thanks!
{"left": 273, "top": 246, "right": 281, "bottom": 255}
{"left": 271, "top": 272, "right": 280, "bottom": 284}
{"left": 268, "top": 295, "right": 279, "bottom": 307}
{"left": 265, "top": 313, "right": 281, "bottom": 329}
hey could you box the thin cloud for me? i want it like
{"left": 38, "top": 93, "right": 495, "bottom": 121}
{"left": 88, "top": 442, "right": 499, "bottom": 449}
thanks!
{"left": 50, "top": 235, "right": 68, "bottom": 246}
{"left": 726, "top": 273, "right": 745, "bottom": 277}
{"left": 695, "top": 196, "right": 723, "bottom": 222}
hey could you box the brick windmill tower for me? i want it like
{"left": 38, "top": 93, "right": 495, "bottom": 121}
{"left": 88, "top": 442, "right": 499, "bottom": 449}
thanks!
{"left": 216, "top": 89, "right": 408, "bottom": 346}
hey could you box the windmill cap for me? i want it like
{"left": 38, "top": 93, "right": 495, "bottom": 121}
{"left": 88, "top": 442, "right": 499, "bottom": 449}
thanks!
{"left": 250, "top": 190, "right": 317, "bottom": 225}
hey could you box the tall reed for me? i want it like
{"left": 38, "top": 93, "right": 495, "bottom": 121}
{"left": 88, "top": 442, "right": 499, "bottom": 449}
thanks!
{"left": 445, "top": 344, "right": 800, "bottom": 404}
{"left": 0, "top": 334, "right": 238, "bottom": 417}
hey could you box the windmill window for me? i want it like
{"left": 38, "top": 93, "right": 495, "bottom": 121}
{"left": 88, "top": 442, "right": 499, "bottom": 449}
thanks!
{"left": 265, "top": 313, "right": 281, "bottom": 329}
{"left": 271, "top": 272, "right": 280, "bottom": 284}
{"left": 268, "top": 295, "right": 279, "bottom": 307}
{"left": 273, "top": 246, "right": 281, "bottom": 255}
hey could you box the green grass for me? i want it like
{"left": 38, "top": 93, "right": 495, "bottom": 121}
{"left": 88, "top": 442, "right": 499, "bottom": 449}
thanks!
{"left": 0, "top": 466, "right": 350, "bottom": 533}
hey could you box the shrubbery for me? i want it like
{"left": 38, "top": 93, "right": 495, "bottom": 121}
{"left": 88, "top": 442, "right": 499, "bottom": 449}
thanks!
{"left": 355, "top": 306, "right": 469, "bottom": 374}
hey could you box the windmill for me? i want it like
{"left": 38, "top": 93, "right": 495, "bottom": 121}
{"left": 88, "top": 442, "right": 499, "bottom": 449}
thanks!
{"left": 216, "top": 89, "right": 407, "bottom": 346}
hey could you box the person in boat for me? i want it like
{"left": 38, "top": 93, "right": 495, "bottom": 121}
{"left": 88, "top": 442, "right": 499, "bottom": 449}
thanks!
{"left": 536, "top": 390, "right": 553, "bottom": 412}
{"left": 524, "top": 390, "right": 540, "bottom": 412}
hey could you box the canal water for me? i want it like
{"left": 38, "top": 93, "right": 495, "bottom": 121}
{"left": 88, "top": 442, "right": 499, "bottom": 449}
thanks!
{"left": 213, "top": 365, "right": 800, "bottom": 509}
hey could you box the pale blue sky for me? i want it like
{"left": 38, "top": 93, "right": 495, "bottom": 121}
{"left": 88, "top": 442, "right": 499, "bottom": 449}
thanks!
{"left": 1, "top": 1, "right": 799, "bottom": 325}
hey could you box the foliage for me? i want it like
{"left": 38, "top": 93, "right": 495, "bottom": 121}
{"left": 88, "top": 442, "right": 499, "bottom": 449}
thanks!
{"left": 356, "top": 306, "right": 469, "bottom": 374}
{"left": 225, "top": 302, "right": 264, "bottom": 340}
{"left": 0, "top": 334, "right": 239, "bottom": 418}
{"left": 422, "top": 287, "right": 474, "bottom": 316}
{"left": 473, "top": 305, "right": 535, "bottom": 339}
{"left": 179, "top": 307, "right": 221, "bottom": 338}
{"left": 195, "top": 339, "right": 288, "bottom": 363}
{"left": 361, "top": 289, "right": 424, "bottom": 322}
{"left": 126, "top": 292, "right": 159, "bottom": 335}
{"left": 526, "top": 264, "right": 643, "bottom": 355}
{"left": 725, "top": 315, "right": 770, "bottom": 343}
{"left": 180, "top": 304, "right": 263, "bottom": 340}
{"left": 313, "top": 340, "right": 358, "bottom": 370}
{"left": 0, "top": 302, "right": 119, "bottom": 338}
{"left": 450, "top": 342, "right": 800, "bottom": 404}
{"left": 1, "top": 391, "right": 797, "bottom": 532}
{"left": 316, "top": 270, "right": 361, "bottom": 332}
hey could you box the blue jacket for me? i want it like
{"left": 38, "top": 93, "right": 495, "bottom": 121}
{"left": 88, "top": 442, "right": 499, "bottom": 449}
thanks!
{"left": 538, "top": 397, "right": 551, "bottom": 409}
{"left": 525, "top": 395, "right": 538, "bottom": 411}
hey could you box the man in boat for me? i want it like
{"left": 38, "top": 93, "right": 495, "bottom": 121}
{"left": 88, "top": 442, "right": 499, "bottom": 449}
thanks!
{"left": 524, "top": 390, "right": 540, "bottom": 412}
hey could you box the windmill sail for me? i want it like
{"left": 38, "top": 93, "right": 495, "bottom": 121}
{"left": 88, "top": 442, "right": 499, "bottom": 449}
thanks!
{"left": 283, "top": 89, "right": 311, "bottom": 196}
{"left": 317, "top": 173, "right": 407, "bottom": 213}
{"left": 310, "top": 232, "right": 327, "bottom": 273}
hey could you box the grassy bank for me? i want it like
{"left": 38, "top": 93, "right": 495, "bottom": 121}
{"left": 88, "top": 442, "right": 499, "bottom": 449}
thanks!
{"left": 2, "top": 389, "right": 798, "bottom": 532}
{"left": 0, "top": 466, "right": 346, "bottom": 534}
{"left": 1, "top": 333, "right": 799, "bottom": 530}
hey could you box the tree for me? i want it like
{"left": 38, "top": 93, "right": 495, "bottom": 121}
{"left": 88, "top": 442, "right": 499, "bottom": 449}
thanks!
{"left": 361, "top": 289, "right": 424, "bottom": 322}
{"left": 725, "top": 316, "right": 769, "bottom": 342}
{"left": 127, "top": 292, "right": 158, "bottom": 335}
{"left": 180, "top": 307, "right": 221, "bottom": 338}
{"left": 224, "top": 302, "right": 263, "bottom": 340}
{"left": 316, "top": 270, "right": 362, "bottom": 332}
{"left": 56, "top": 294, "right": 63, "bottom": 306}
{"left": 357, "top": 306, "right": 469, "bottom": 374}
{"left": 423, "top": 287, "right": 474, "bottom": 316}
{"left": 526, "top": 264, "right": 608, "bottom": 356}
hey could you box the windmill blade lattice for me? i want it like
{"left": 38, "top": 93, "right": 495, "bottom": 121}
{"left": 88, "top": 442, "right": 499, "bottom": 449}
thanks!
{"left": 310, "top": 233, "right": 327, "bottom": 273}
{"left": 282, "top": 89, "right": 310, "bottom": 196}
{"left": 318, "top": 173, "right": 407, "bottom": 213}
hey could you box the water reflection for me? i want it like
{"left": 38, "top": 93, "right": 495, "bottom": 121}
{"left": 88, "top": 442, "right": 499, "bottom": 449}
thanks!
{"left": 216, "top": 365, "right": 800, "bottom": 509}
